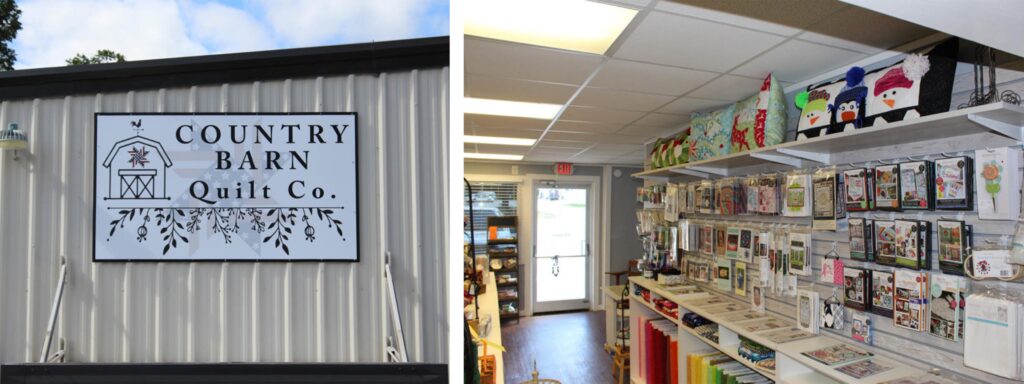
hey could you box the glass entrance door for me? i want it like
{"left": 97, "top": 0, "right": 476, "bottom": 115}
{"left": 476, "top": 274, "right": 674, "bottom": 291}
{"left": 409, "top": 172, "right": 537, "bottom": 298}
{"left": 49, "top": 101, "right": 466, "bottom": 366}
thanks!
{"left": 533, "top": 183, "right": 591, "bottom": 313}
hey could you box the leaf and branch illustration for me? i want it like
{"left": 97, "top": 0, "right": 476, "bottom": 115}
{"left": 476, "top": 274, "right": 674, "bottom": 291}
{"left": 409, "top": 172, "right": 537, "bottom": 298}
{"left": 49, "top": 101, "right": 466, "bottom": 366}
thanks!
{"left": 107, "top": 207, "right": 345, "bottom": 254}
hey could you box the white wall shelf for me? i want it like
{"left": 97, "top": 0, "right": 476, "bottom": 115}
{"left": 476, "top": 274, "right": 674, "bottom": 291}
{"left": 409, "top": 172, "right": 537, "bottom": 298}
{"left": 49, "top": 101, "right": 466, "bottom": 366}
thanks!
{"left": 629, "top": 276, "right": 929, "bottom": 384}
{"left": 633, "top": 102, "right": 1024, "bottom": 180}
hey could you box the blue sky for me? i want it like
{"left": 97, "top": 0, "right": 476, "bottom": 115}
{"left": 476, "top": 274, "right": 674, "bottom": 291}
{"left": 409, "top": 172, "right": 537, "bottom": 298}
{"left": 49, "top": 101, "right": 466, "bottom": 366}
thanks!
{"left": 11, "top": 0, "right": 449, "bottom": 69}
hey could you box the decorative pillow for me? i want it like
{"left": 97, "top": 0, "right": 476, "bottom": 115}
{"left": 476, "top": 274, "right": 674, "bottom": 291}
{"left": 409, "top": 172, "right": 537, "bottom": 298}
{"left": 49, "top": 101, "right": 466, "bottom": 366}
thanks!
{"left": 864, "top": 38, "right": 958, "bottom": 126}
{"left": 731, "top": 73, "right": 787, "bottom": 153}
{"left": 659, "top": 138, "right": 674, "bottom": 167}
{"left": 649, "top": 138, "right": 663, "bottom": 169}
{"left": 795, "top": 78, "right": 845, "bottom": 141}
{"left": 690, "top": 104, "right": 735, "bottom": 161}
{"left": 672, "top": 128, "right": 689, "bottom": 165}
{"left": 829, "top": 67, "right": 868, "bottom": 133}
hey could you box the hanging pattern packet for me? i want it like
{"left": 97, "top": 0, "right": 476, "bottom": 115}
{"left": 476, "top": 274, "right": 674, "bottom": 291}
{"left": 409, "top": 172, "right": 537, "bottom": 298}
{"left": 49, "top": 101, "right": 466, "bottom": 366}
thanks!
{"left": 844, "top": 167, "right": 875, "bottom": 211}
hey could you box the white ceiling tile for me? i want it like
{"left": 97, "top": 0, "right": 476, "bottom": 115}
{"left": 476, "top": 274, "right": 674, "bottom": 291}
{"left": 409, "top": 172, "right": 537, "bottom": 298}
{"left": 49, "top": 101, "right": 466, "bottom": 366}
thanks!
{"left": 465, "top": 37, "right": 604, "bottom": 85}
{"left": 549, "top": 120, "right": 625, "bottom": 134}
{"left": 614, "top": 11, "right": 785, "bottom": 71}
{"left": 559, "top": 106, "right": 645, "bottom": 125}
{"left": 589, "top": 59, "right": 718, "bottom": 96}
{"left": 590, "top": 0, "right": 650, "bottom": 8}
{"left": 687, "top": 75, "right": 765, "bottom": 102}
{"left": 797, "top": 6, "right": 936, "bottom": 55}
{"left": 631, "top": 112, "right": 688, "bottom": 128}
{"left": 617, "top": 124, "right": 680, "bottom": 137}
{"left": 542, "top": 130, "right": 647, "bottom": 144}
{"left": 591, "top": 142, "right": 645, "bottom": 152}
{"left": 466, "top": 74, "right": 578, "bottom": 104}
{"left": 466, "top": 126, "right": 542, "bottom": 139}
{"left": 536, "top": 140, "right": 593, "bottom": 150}
{"left": 731, "top": 39, "right": 867, "bottom": 83}
{"left": 572, "top": 87, "right": 675, "bottom": 112}
{"left": 657, "top": 97, "right": 729, "bottom": 115}
{"left": 465, "top": 114, "right": 550, "bottom": 131}
{"left": 654, "top": 0, "right": 848, "bottom": 36}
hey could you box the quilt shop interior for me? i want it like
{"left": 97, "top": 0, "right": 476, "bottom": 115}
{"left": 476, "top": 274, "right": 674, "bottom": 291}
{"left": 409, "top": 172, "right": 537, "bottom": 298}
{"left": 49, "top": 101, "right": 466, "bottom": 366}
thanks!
{"left": 462, "top": 1, "right": 1024, "bottom": 383}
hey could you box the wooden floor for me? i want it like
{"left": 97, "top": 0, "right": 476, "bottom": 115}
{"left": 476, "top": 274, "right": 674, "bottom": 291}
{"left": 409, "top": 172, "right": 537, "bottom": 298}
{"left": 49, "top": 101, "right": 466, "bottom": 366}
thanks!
{"left": 501, "top": 310, "right": 615, "bottom": 384}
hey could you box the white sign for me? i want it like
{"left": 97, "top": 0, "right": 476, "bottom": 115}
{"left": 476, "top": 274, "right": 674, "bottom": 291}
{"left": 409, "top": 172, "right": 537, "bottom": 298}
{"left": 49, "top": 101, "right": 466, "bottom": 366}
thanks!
{"left": 93, "top": 114, "right": 359, "bottom": 261}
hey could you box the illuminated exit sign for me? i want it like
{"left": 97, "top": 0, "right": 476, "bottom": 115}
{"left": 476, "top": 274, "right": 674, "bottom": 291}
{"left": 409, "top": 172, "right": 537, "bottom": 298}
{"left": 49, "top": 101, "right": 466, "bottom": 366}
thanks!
{"left": 555, "top": 162, "right": 574, "bottom": 176}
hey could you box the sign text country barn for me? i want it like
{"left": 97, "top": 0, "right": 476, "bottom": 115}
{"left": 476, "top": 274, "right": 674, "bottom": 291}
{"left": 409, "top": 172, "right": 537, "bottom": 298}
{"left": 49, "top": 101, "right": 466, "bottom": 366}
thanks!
{"left": 93, "top": 113, "right": 359, "bottom": 261}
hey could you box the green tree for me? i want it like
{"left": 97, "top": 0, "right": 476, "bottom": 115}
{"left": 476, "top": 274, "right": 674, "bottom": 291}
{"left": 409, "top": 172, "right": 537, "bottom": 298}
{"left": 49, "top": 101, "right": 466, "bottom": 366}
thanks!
{"left": 0, "top": 0, "right": 21, "bottom": 71}
{"left": 66, "top": 49, "right": 126, "bottom": 65}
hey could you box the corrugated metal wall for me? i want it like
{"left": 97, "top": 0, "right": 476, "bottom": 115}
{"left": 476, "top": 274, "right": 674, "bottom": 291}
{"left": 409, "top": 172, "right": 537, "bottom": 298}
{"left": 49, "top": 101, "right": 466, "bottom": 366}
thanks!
{"left": 0, "top": 67, "right": 449, "bottom": 364}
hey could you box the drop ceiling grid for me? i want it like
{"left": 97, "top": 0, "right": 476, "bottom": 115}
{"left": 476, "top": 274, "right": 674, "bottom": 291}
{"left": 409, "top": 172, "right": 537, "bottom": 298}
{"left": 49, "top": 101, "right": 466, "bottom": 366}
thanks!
{"left": 465, "top": 0, "right": 936, "bottom": 164}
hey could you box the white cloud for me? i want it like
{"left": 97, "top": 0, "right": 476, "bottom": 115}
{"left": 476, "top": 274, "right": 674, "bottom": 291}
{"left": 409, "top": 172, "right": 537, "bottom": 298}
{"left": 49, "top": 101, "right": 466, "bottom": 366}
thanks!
{"left": 13, "top": 0, "right": 208, "bottom": 69}
{"left": 254, "top": 0, "right": 440, "bottom": 46}
{"left": 185, "top": 1, "right": 276, "bottom": 53}
{"left": 10, "top": 0, "right": 449, "bottom": 70}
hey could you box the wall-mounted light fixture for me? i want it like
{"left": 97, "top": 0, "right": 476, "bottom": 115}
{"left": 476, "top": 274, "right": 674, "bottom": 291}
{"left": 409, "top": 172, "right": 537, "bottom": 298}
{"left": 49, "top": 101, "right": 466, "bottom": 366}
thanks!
{"left": 0, "top": 122, "right": 28, "bottom": 160}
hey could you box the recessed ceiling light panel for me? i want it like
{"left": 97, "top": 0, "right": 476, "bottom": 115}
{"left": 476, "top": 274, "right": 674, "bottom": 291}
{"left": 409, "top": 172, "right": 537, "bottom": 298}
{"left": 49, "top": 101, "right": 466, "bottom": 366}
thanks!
{"left": 464, "top": 97, "right": 561, "bottom": 119}
{"left": 466, "top": 0, "right": 638, "bottom": 55}
{"left": 464, "top": 153, "right": 525, "bottom": 161}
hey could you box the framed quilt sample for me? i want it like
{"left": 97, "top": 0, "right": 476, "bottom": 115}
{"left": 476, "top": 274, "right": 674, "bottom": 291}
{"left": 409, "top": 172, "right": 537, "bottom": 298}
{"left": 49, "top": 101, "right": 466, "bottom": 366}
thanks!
{"left": 871, "top": 269, "right": 896, "bottom": 317}
{"left": 844, "top": 168, "right": 875, "bottom": 211}
{"left": 934, "top": 156, "right": 973, "bottom": 210}
{"left": 784, "top": 173, "right": 812, "bottom": 217}
{"left": 812, "top": 169, "right": 845, "bottom": 231}
{"left": 874, "top": 220, "right": 898, "bottom": 267}
{"left": 937, "top": 220, "right": 971, "bottom": 275}
{"left": 894, "top": 269, "right": 929, "bottom": 332}
{"left": 898, "top": 160, "right": 934, "bottom": 210}
{"left": 849, "top": 217, "right": 874, "bottom": 261}
{"left": 843, "top": 266, "right": 871, "bottom": 311}
{"left": 875, "top": 165, "right": 902, "bottom": 211}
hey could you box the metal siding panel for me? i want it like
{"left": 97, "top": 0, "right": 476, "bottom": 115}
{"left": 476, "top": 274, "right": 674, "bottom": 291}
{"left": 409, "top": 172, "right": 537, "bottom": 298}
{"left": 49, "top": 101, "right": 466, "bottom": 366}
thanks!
{"left": 0, "top": 67, "right": 448, "bottom": 364}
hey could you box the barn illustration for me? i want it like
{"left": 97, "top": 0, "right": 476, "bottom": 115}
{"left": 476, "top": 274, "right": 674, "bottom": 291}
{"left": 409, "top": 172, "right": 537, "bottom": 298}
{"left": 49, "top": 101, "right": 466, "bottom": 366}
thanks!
{"left": 101, "top": 123, "right": 173, "bottom": 200}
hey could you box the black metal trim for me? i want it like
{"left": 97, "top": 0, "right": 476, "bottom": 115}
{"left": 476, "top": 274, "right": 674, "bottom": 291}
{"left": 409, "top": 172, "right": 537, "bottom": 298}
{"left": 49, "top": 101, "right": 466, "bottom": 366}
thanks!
{"left": 0, "top": 363, "right": 447, "bottom": 384}
{"left": 0, "top": 36, "right": 448, "bottom": 99}
{"left": 91, "top": 112, "right": 361, "bottom": 263}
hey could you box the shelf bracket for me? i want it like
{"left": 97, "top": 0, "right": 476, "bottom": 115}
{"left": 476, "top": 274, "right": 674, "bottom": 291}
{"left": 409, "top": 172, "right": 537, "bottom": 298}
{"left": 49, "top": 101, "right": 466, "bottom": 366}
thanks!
{"left": 775, "top": 148, "right": 830, "bottom": 165}
{"left": 687, "top": 166, "right": 728, "bottom": 176}
{"left": 669, "top": 168, "right": 710, "bottom": 179}
{"left": 749, "top": 152, "right": 808, "bottom": 168}
{"left": 968, "top": 113, "right": 1023, "bottom": 141}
